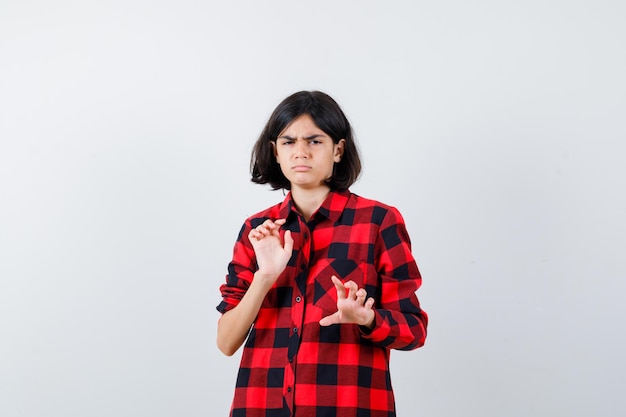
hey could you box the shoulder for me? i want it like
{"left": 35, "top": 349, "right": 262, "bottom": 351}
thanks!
{"left": 348, "top": 193, "right": 414, "bottom": 250}
{"left": 242, "top": 201, "right": 283, "bottom": 227}
{"left": 232, "top": 200, "right": 284, "bottom": 243}
{"left": 347, "top": 192, "right": 406, "bottom": 226}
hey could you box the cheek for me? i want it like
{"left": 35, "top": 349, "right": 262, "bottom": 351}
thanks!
{"left": 277, "top": 160, "right": 291, "bottom": 178}
{"left": 275, "top": 149, "right": 285, "bottom": 164}
{"left": 279, "top": 164, "right": 289, "bottom": 176}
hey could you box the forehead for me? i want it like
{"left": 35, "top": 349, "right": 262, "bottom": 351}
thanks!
{"left": 278, "top": 114, "right": 327, "bottom": 137}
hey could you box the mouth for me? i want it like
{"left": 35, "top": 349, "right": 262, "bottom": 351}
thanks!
{"left": 292, "top": 165, "right": 312, "bottom": 172}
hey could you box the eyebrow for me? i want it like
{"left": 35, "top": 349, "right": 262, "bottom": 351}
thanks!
{"left": 277, "top": 134, "right": 325, "bottom": 140}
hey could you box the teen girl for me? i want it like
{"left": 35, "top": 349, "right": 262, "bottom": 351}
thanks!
{"left": 217, "top": 91, "right": 427, "bottom": 417}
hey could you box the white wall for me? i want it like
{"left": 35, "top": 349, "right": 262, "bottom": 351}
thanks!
{"left": 1, "top": 1, "right": 625, "bottom": 416}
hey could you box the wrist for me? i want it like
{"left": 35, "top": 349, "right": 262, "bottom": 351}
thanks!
{"left": 252, "top": 271, "right": 279, "bottom": 288}
{"left": 363, "top": 310, "right": 376, "bottom": 329}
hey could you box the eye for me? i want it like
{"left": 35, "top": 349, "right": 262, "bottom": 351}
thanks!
{"left": 281, "top": 139, "right": 294, "bottom": 146}
{"left": 309, "top": 139, "right": 322, "bottom": 145}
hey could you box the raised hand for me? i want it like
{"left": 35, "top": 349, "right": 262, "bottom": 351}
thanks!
{"left": 248, "top": 218, "right": 294, "bottom": 282}
{"left": 319, "top": 276, "right": 376, "bottom": 328}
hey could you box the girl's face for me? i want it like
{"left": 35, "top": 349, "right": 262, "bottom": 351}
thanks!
{"left": 273, "top": 114, "right": 345, "bottom": 193}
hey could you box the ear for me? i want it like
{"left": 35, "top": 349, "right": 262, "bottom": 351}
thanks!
{"left": 333, "top": 139, "right": 345, "bottom": 163}
{"left": 271, "top": 141, "right": 280, "bottom": 164}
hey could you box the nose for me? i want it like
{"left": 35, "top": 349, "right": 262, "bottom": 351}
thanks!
{"left": 294, "top": 139, "right": 309, "bottom": 158}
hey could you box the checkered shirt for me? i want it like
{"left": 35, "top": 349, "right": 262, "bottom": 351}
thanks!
{"left": 217, "top": 190, "right": 428, "bottom": 417}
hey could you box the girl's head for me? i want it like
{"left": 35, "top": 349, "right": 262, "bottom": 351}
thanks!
{"left": 251, "top": 91, "right": 361, "bottom": 191}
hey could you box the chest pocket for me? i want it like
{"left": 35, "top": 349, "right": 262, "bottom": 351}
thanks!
{"left": 308, "top": 258, "right": 370, "bottom": 315}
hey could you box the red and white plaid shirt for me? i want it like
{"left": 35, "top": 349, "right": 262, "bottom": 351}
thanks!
{"left": 217, "top": 190, "right": 428, "bottom": 417}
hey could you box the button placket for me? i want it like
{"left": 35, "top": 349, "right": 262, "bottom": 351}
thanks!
{"left": 285, "top": 218, "right": 309, "bottom": 415}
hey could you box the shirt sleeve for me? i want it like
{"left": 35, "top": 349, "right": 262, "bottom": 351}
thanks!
{"left": 360, "top": 206, "right": 428, "bottom": 351}
{"left": 216, "top": 220, "right": 257, "bottom": 314}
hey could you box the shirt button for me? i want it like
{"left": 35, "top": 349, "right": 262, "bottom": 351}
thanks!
{"left": 293, "top": 327, "right": 298, "bottom": 333}
{"left": 295, "top": 296, "right": 302, "bottom": 303}
{"left": 300, "top": 263, "right": 306, "bottom": 270}
{"left": 287, "top": 386, "right": 292, "bottom": 392}
{"left": 303, "top": 232, "right": 309, "bottom": 239}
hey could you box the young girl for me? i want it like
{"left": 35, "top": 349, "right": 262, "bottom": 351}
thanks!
{"left": 217, "top": 91, "right": 427, "bottom": 417}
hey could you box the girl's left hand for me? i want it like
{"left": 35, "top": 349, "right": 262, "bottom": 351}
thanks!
{"left": 319, "top": 276, "right": 376, "bottom": 328}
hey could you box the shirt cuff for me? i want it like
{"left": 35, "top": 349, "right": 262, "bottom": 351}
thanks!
{"left": 359, "top": 310, "right": 390, "bottom": 341}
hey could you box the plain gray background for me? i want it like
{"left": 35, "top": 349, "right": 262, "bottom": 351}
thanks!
{"left": 1, "top": 1, "right": 625, "bottom": 416}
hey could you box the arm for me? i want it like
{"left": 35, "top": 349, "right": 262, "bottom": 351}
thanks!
{"left": 320, "top": 207, "right": 427, "bottom": 351}
{"left": 217, "top": 270, "right": 280, "bottom": 356}
{"left": 366, "top": 206, "right": 427, "bottom": 350}
{"left": 217, "top": 219, "right": 293, "bottom": 356}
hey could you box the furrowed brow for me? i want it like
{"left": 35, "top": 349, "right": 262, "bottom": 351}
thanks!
{"left": 305, "top": 134, "right": 324, "bottom": 140}
{"left": 277, "top": 134, "right": 324, "bottom": 140}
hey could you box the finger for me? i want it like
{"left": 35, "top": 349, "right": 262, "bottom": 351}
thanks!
{"left": 256, "top": 220, "right": 274, "bottom": 234}
{"left": 330, "top": 276, "right": 347, "bottom": 300}
{"left": 319, "top": 311, "right": 340, "bottom": 327}
{"left": 272, "top": 219, "right": 287, "bottom": 236}
{"left": 255, "top": 224, "right": 270, "bottom": 237}
{"left": 248, "top": 229, "right": 261, "bottom": 241}
{"left": 254, "top": 227, "right": 272, "bottom": 240}
{"left": 356, "top": 288, "right": 367, "bottom": 304}
{"left": 267, "top": 219, "right": 284, "bottom": 237}
{"left": 267, "top": 219, "right": 281, "bottom": 232}
{"left": 364, "top": 297, "right": 375, "bottom": 310}
{"left": 344, "top": 281, "right": 358, "bottom": 300}
{"left": 266, "top": 218, "right": 286, "bottom": 230}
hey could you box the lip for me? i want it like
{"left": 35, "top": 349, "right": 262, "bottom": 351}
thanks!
{"left": 292, "top": 165, "right": 312, "bottom": 172}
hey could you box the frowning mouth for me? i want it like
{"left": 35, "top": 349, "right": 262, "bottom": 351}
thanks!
{"left": 292, "top": 165, "right": 312, "bottom": 172}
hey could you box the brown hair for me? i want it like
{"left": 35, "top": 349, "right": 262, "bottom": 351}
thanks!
{"left": 250, "top": 91, "right": 361, "bottom": 190}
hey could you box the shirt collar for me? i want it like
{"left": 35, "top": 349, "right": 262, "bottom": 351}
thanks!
{"left": 279, "top": 189, "right": 351, "bottom": 224}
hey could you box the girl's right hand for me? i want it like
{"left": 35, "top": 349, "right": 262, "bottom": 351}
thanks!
{"left": 248, "top": 218, "right": 294, "bottom": 284}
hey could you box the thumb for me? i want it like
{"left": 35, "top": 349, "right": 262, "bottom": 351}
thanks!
{"left": 283, "top": 230, "right": 294, "bottom": 253}
{"left": 319, "top": 311, "right": 340, "bottom": 327}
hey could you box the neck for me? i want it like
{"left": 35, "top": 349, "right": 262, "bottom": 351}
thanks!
{"left": 290, "top": 185, "right": 331, "bottom": 222}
